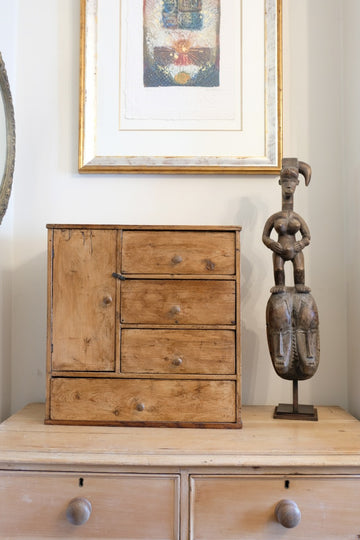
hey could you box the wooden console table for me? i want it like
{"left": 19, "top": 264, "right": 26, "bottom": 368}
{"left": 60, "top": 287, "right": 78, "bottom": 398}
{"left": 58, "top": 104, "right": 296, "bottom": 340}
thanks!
{"left": 1, "top": 404, "right": 360, "bottom": 538}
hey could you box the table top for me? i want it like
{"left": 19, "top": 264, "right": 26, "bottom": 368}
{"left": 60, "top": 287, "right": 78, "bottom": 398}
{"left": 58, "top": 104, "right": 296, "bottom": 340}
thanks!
{"left": 0, "top": 403, "right": 360, "bottom": 470}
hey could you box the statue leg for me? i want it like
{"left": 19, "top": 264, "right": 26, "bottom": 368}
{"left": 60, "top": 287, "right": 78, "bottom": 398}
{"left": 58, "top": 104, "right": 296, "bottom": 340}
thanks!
{"left": 271, "top": 253, "right": 286, "bottom": 293}
{"left": 293, "top": 252, "right": 310, "bottom": 293}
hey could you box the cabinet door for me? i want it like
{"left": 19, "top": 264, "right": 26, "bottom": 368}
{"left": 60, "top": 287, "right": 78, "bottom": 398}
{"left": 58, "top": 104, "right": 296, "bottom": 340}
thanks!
{"left": 51, "top": 229, "right": 117, "bottom": 371}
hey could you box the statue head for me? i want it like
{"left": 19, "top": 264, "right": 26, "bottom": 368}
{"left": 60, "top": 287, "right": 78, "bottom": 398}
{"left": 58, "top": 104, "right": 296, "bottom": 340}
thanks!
{"left": 278, "top": 158, "right": 312, "bottom": 202}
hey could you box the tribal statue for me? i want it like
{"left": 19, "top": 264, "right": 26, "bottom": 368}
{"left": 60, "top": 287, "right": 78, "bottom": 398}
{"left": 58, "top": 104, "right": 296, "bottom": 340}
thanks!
{"left": 263, "top": 158, "right": 320, "bottom": 385}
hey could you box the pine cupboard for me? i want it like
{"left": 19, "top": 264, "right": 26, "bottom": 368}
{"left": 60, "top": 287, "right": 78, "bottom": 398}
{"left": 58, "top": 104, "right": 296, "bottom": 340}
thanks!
{"left": 45, "top": 225, "right": 241, "bottom": 428}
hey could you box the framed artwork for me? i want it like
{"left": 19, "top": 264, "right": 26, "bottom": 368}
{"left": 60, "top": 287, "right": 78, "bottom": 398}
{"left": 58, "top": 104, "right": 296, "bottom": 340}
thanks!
{"left": 79, "top": 0, "right": 282, "bottom": 174}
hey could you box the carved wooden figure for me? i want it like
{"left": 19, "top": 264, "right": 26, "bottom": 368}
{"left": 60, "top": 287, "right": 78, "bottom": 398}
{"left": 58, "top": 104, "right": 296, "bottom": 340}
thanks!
{"left": 262, "top": 158, "right": 320, "bottom": 420}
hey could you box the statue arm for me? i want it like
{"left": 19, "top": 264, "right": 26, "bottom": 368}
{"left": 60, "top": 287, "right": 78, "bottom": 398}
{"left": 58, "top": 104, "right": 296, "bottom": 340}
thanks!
{"left": 295, "top": 217, "right": 311, "bottom": 252}
{"left": 262, "top": 215, "right": 283, "bottom": 254}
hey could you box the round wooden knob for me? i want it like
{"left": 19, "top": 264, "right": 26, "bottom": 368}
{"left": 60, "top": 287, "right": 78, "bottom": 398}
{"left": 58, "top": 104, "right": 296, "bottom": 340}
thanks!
{"left": 136, "top": 402, "right": 145, "bottom": 412}
{"left": 172, "top": 357, "right": 183, "bottom": 366}
{"left": 103, "top": 295, "right": 112, "bottom": 305}
{"left": 171, "top": 305, "right": 181, "bottom": 315}
{"left": 275, "top": 499, "right": 301, "bottom": 528}
{"left": 172, "top": 254, "right": 183, "bottom": 265}
{"left": 66, "top": 497, "right": 92, "bottom": 526}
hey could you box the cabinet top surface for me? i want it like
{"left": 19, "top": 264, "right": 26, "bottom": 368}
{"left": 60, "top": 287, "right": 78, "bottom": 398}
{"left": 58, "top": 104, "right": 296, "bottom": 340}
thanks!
{"left": 1, "top": 404, "right": 360, "bottom": 469}
{"left": 46, "top": 224, "right": 242, "bottom": 231}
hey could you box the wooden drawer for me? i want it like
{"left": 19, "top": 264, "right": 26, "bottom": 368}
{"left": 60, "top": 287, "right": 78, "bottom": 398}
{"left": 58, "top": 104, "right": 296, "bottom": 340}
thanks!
{"left": 121, "top": 329, "right": 236, "bottom": 374}
{"left": 122, "top": 230, "right": 236, "bottom": 275}
{"left": 0, "top": 471, "right": 179, "bottom": 539}
{"left": 190, "top": 475, "right": 360, "bottom": 539}
{"left": 121, "top": 279, "right": 236, "bottom": 325}
{"left": 50, "top": 378, "right": 236, "bottom": 425}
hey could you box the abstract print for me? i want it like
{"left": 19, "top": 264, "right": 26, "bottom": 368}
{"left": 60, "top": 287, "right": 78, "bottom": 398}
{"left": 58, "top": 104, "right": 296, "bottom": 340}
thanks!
{"left": 144, "top": 0, "right": 220, "bottom": 87}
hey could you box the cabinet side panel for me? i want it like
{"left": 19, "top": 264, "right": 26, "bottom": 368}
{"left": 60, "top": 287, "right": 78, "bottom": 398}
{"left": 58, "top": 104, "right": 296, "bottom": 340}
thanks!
{"left": 45, "top": 229, "right": 54, "bottom": 420}
{"left": 51, "top": 229, "right": 117, "bottom": 372}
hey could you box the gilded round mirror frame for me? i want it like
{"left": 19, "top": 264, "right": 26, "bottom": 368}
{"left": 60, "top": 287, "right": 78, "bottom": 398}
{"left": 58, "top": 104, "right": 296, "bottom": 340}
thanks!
{"left": 0, "top": 52, "right": 15, "bottom": 225}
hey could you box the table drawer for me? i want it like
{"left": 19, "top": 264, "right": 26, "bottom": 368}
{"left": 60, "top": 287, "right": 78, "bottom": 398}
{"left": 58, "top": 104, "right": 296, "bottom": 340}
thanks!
{"left": 190, "top": 475, "right": 360, "bottom": 539}
{"left": 121, "top": 329, "right": 236, "bottom": 374}
{"left": 121, "top": 279, "right": 236, "bottom": 325}
{"left": 50, "top": 378, "right": 236, "bottom": 425}
{"left": 122, "top": 230, "right": 236, "bottom": 275}
{"left": 0, "top": 471, "right": 179, "bottom": 539}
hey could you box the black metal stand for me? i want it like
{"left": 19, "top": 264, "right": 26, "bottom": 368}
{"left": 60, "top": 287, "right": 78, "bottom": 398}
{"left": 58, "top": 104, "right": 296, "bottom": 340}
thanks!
{"left": 274, "top": 380, "right": 318, "bottom": 421}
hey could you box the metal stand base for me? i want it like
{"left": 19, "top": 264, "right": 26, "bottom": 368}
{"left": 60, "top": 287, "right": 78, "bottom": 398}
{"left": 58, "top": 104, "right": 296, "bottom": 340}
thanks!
{"left": 273, "top": 403, "right": 318, "bottom": 421}
{"left": 273, "top": 380, "right": 318, "bottom": 421}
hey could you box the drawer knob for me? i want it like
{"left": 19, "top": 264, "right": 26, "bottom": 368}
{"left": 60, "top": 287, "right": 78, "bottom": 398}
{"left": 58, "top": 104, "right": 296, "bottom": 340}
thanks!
{"left": 66, "top": 497, "right": 92, "bottom": 526}
{"left": 172, "top": 254, "right": 183, "bottom": 265}
{"left": 172, "top": 357, "right": 183, "bottom": 366}
{"left": 170, "top": 305, "right": 181, "bottom": 315}
{"left": 136, "top": 402, "right": 145, "bottom": 412}
{"left": 103, "top": 295, "right": 112, "bottom": 306}
{"left": 275, "top": 499, "right": 301, "bottom": 529}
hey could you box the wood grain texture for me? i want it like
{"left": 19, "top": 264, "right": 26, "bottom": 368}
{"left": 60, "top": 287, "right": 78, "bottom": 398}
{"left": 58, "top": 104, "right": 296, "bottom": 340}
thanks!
{"left": 46, "top": 225, "right": 241, "bottom": 428}
{"left": 1, "top": 404, "right": 360, "bottom": 468}
{"left": 121, "top": 329, "right": 235, "bottom": 374}
{"left": 50, "top": 378, "right": 236, "bottom": 424}
{"left": 0, "top": 471, "right": 179, "bottom": 539}
{"left": 51, "top": 229, "right": 117, "bottom": 371}
{"left": 121, "top": 279, "right": 236, "bottom": 325}
{"left": 122, "top": 230, "right": 236, "bottom": 275}
{"left": 190, "top": 475, "right": 360, "bottom": 539}
{"left": 1, "top": 406, "right": 360, "bottom": 539}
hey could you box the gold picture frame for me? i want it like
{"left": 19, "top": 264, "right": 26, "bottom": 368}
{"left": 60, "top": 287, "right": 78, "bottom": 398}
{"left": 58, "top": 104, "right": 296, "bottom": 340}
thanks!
{"left": 79, "top": 0, "right": 282, "bottom": 174}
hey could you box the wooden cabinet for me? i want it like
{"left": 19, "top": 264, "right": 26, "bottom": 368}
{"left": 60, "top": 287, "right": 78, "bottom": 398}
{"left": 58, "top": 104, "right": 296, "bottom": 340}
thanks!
{"left": 46, "top": 225, "right": 241, "bottom": 428}
{"left": 1, "top": 404, "right": 360, "bottom": 539}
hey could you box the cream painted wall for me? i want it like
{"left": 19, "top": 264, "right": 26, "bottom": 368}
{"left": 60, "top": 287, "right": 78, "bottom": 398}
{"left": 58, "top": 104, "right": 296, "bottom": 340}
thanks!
{"left": 0, "top": 0, "right": 351, "bottom": 418}
{"left": 343, "top": 1, "right": 360, "bottom": 419}
{"left": 0, "top": 0, "right": 17, "bottom": 421}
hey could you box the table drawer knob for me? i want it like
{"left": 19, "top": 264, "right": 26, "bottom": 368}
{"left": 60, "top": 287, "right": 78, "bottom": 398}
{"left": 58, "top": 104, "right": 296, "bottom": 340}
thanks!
{"left": 275, "top": 499, "right": 301, "bottom": 528}
{"left": 66, "top": 497, "right": 92, "bottom": 526}
{"left": 170, "top": 305, "right": 181, "bottom": 315}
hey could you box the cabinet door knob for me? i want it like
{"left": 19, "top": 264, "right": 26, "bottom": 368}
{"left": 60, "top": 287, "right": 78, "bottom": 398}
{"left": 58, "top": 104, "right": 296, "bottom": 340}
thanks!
{"left": 66, "top": 497, "right": 92, "bottom": 526}
{"left": 172, "top": 254, "right": 183, "bottom": 265}
{"left": 275, "top": 499, "right": 301, "bottom": 528}
{"left": 103, "top": 295, "right": 112, "bottom": 305}
{"left": 170, "top": 305, "right": 181, "bottom": 315}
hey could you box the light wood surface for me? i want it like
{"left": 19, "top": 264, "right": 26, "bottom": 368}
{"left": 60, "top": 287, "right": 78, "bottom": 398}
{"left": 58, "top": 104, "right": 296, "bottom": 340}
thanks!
{"left": 0, "top": 471, "right": 179, "bottom": 539}
{"left": 1, "top": 405, "right": 360, "bottom": 539}
{"left": 190, "top": 475, "right": 360, "bottom": 539}
{"left": 2, "top": 404, "right": 360, "bottom": 469}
